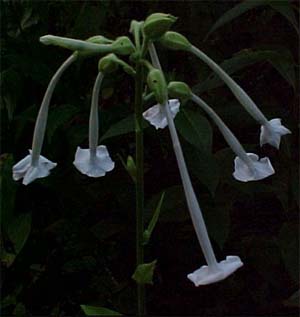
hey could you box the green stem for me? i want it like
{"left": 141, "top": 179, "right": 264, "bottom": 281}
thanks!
{"left": 134, "top": 62, "right": 145, "bottom": 316}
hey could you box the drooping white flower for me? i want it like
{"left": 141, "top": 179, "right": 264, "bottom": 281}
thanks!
{"left": 12, "top": 54, "right": 76, "bottom": 185}
{"left": 190, "top": 46, "right": 291, "bottom": 148}
{"left": 233, "top": 153, "right": 274, "bottom": 182}
{"left": 188, "top": 256, "right": 243, "bottom": 286}
{"left": 260, "top": 118, "right": 291, "bottom": 149}
{"left": 12, "top": 150, "right": 57, "bottom": 185}
{"left": 191, "top": 94, "right": 275, "bottom": 183}
{"left": 149, "top": 42, "right": 243, "bottom": 286}
{"left": 142, "top": 99, "right": 180, "bottom": 129}
{"left": 73, "top": 72, "right": 115, "bottom": 177}
{"left": 73, "top": 145, "right": 114, "bottom": 177}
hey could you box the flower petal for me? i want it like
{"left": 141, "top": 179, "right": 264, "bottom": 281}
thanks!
{"left": 260, "top": 118, "right": 291, "bottom": 149}
{"left": 143, "top": 99, "right": 180, "bottom": 129}
{"left": 233, "top": 152, "right": 275, "bottom": 182}
{"left": 73, "top": 146, "right": 114, "bottom": 177}
{"left": 187, "top": 256, "right": 243, "bottom": 286}
{"left": 13, "top": 151, "right": 56, "bottom": 185}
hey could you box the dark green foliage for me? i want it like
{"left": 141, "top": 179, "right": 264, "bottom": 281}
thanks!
{"left": 1, "top": 1, "right": 299, "bottom": 316}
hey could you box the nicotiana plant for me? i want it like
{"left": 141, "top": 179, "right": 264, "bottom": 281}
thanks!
{"left": 12, "top": 13, "right": 291, "bottom": 315}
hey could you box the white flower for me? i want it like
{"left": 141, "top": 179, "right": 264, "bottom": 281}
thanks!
{"left": 187, "top": 256, "right": 243, "bottom": 286}
{"left": 233, "top": 153, "right": 275, "bottom": 182}
{"left": 73, "top": 145, "right": 114, "bottom": 177}
{"left": 260, "top": 118, "right": 291, "bottom": 149}
{"left": 143, "top": 99, "right": 180, "bottom": 129}
{"left": 12, "top": 150, "right": 57, "bottom": 185}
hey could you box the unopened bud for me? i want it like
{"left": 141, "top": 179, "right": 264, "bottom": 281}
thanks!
{"left": 159, "top": 31, "right": 191, "bottom": 51}
{"left": 168, "top": 81, "right": 192, "bottom": 100}
{"left": 147, "top": 68, "right": 168, "bottom": 104}
{"left": 143, "top": 13, "right": 177, "bottom": 40}
{"left": 98, "top": 54, "right": 119, "bottom": 74}
{"left": 111, "top": 36, "right": 135, "bottom": 55}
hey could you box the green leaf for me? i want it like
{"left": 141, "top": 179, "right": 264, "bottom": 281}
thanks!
{"left": 100, "top": 115, "right": 149, "bottom": 142}
{"left": 184, "top": 145, "right": 219, "bottom": 196}
{"left": 205, "top": 0, "right": 267, "bottom": 40}
{"left": 143, "top": 192, "right": 165, "bottom": 245}
{"left": 175, "top": 108, "right": 212, "bottom": 152}
{"left": 194, "top": 49, "right": 296, "bottom": 94}
{"left": 47, "top": 104, "right": 79, "bottom": 143}
{"left": 278, "top": 223, "right": 299, "bottom": 282}
{"left": 117, "top": 154, "right": 137, "bottom": 183}
{"left": 80, "top": 305, "right": 121, "bottom": 316}
{"left": 7, "top": 213, "right": 32, "bottom": 255}
{"left": 205, "top": 0, "right": 299, "bottom": 40}
{"left": 132, "top": 260, "right": 157, "bottom": 285}
{"left": 20, "top": 7, "right": 38, "bottom": 30}
{"left": 269, "top": 1, "right": 300, "bottom": 36}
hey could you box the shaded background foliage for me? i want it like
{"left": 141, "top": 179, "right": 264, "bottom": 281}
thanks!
{"left": 0, "top": 0, "right": 299, "bottom": 316}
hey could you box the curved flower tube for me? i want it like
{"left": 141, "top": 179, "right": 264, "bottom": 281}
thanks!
{"left": 12, "top": 54, "right": 76, "bottom": 185}
{"left": 149, "top": 43, "right": 243, "bottom": 285}
{"left": 190, "top": 46, "right": 291, "bottom": 148}
{"left": 73, "top": 72, "right": 114, "bottom": 177}
{"left": 191, "top": 94, "right": 275, "bottom": 182}
{"left": 142, "top": 99, "right": 180, "bottom": 129}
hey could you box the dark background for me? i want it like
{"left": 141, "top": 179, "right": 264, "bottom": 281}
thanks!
{"left": 1, "top": 1, "right": 299, "bottom": 316}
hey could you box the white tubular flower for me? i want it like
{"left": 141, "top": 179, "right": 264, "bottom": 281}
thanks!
{"left": 190, "top": 46, "right": 291, "bottom": 148}
{"left": 149, "top": 43, "right": 243, "bottom": 286}
{"left": 73, "top": 145, "right": 114, "bottom": 177}
{"left": 260, "top": 118, "right": 291, "bottom": 149}
{"left": 188, "top": 256, "right": 243, "bottom": 286}
{"left": 142, "top": 99, "right": 180, "bottom": 129}
{"left": 233, "top": 153, "right": 274, "bottom": 182}
{"left": 12, "top": 54, "right": 76, "bottom": 185}
{"left": 191, "top": 94, "right": 275, "bottom": 182}
{"left": 73, "top": 72, "right": 115, "bottom": 177}
{"left": 12, "top": 150, "right": 57, "bottom": 185}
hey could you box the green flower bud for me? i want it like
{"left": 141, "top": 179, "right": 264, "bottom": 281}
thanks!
{"left": 143, "top": 13, "right": 177, "bottom": 40}
{"left": 98, "top": 54, "right": 119, "bottom": 74}
{"left": 159, "top": 31, "right": 191, "bottom": 51}
{"left": 111, "top": 36, "right": 135, "bottom": 55}
{"left": 168, "top": 81, "right": 192, "bottom": 100}
{"left": 86, "top": 35, "right": 113, "bottom": 44}
{"left": 147, "top": 68, "right": 168, "bottom": 104}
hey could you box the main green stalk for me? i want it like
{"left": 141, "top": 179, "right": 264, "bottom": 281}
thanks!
{"left": 134, "top": 62, "right": 145, "bottom": 316}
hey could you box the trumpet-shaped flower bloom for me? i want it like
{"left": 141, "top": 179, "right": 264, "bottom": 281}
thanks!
{"left": 73, "top": 145, "right": 114, "bottom": 177}
{"left": 260, "top": 118, "right": 291, "bottom": 149}
{"left": 233, "top": 153, "right": 275, "bottom": 182}
{"left": 188, "top": 256, "right": 243, "bottom": 286}
{"left": 73, "top": 72, "right": 115, "bottom": 178}
{"left": 143, "top": 99, "right": 180, "bottom": 129}
{"left": 12, "top": 150, "right": 57, "bottom": 185}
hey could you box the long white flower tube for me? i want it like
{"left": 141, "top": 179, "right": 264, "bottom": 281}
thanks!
{"left": 73, "top": 72, "right": 114, "bottom": 177}
{"left": 13, "top": 54, "right": 76, "bottom": 185}
{"left": 191, "top": 94, "right": 275, "bottom": 182}
{"left": 149, "top": 43, "right": 243, "bottom": 286}
{"left": 190, "top": 46, "right": 291, "bottom": 148}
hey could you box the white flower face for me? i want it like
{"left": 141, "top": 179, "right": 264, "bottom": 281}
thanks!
{"left": 260, "top": 118, "right": 291, "bottom": 149}
{"left": 142, "top": 99, "right": 180, "bottom": 129}
{"left": 12, "top": 150, "right": 57, "bottom": 185}
{"left": 73, "top": 145, "right": 115, "bottom": 177}
{"left": 233, "top": 153, "right": 275, "bottom": 182}
{"left": 187, "top": 256, "right": 243, "bottom": 286}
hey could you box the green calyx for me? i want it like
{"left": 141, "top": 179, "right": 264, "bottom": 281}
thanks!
{"left": 147, "top": 68, "right": 168, "bottom": 104}
{"left": 86, "top": 35, "right": 113, "bottom": 44}
{"left": 111, "top": 36, "right": 135, "bottom": 55}
{"left": 98, "top": 53, "right": 135, "bottom": 76}
{"left": 159, "top": 31, "right": 191, "bottom": 51}
{"left": 143, "top": 13, "right": 177, "bottom": 40}
{"left": 168, "top": 81, "right": 192, "bottom": 100}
